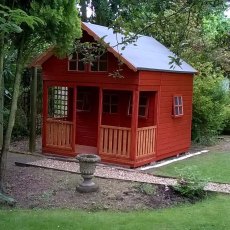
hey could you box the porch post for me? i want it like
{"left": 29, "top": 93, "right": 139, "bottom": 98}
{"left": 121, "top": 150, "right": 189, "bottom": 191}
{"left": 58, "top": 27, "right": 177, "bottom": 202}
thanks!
{"left": 130, "top": 89, "right": 139, "bottom": 162}
{"left": 29, "top": 67, "right": 38, "bottom": 152}
{"left": 42, "top": 81, "right": 48, "bottom": 149}
{"left": 97, "top": 88, "right": 103, "bottom": 154}
{"left": 72, "top": 86, "right": 77, "bottom": 152}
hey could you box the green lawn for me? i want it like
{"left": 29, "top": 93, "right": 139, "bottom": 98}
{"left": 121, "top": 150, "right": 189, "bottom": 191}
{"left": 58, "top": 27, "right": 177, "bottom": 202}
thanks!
{"left": 146, "top": 152, "right": 230, "bottom": 183}
{"left": 0, "top": 194, "right": 229, "bottom": 230}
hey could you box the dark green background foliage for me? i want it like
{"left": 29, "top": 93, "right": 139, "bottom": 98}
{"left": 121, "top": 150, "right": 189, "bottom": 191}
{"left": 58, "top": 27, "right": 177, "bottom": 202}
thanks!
{"left": 192, "top": 63, "right": 229, "bottom": 144}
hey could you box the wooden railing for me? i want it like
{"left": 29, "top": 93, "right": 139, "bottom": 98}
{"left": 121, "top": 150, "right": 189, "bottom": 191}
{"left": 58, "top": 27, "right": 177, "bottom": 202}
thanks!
{"left": 99, "top": 125, "right": 131, "bottom": 158}
{"left": 137, "top": 126, "right": 156, "bottom": 158}
{"left": 46, "top": 119, "right": 73, "bottom": 150}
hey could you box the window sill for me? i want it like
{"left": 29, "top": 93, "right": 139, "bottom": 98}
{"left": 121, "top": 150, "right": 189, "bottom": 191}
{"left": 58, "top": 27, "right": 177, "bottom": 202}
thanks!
{"left": 172, "top": 114, "right": 183, "bottom": 118}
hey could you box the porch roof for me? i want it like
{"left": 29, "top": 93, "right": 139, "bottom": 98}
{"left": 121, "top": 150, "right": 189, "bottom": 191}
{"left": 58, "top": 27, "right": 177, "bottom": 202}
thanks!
{"left": 31, "top": 22, "right": 197, "bottom": 74}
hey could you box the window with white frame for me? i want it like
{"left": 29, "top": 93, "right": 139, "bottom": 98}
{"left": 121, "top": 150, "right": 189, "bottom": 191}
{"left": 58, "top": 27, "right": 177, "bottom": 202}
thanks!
{"left": 68, "top": 52, "right": 85, "bottom": 71}
{"left": 128, "top": 93, "right": 149, "bottom": 118}
{"left": 173, "top": 95, "right": 183, "bottom": 117}
{"left": 91, "top": 52, "right": 108, "bottom": 72}
{"left": 103, "top": 93, "right": 118, "bottom": 114}
{"left": 77, "top": 91, "right": 90, "bottom": 112}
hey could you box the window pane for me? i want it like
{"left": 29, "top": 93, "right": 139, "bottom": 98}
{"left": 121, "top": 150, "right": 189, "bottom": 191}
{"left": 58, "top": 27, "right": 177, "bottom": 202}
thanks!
{"left": 77, "top": 101, "right": 83, "bottom": 110}
{"left": 100, "top": 53, "right": 107, "bottom": 60}
{"left": 179, "top": 106, "right": 183, "bottom": 115}
{"left": 139, "top": 107, "right": 146, "bottom": 117}
{"left": 99, "top": 61, "right": 107, "bottom": 71}
{"left": 91, "top": 62, "right": 98, "bottom": 71}
{"left": 103, "top": 104, "right": 110, "bottom": 113}
{"left": 175, "top": 107, "right": 179, "bottom": 115}
{"left": 78, "top": 61, "right": 85, "bottom": 71}
{"left": 111, "top": 105, "right": 118, "bottom": 113}
{"left": 111, "top": 95, "right": 118, "bottom": 104}
{"left": 103, "top": 94, "right": 110, "bottom": 104}
{"left": 78, "top": 53, "right": 84, "bottom": 60}
{"left": 178, "top": 96, "right": 182, "bottom": 105}
{"left": 174, "top": 96, "right": 179, "bottom": 105}
{"left": 139, "top": 96, "right": 147, "bottom": 106}
{"left": 69, "top": 61, "right": 77, "bottom": 70}
{"left": 78, "top": 93, "right": 84, "bottom": 100}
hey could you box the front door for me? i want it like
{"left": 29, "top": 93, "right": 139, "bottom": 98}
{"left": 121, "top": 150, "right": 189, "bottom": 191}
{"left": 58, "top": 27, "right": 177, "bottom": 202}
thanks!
{"left": 76, "top": 87, "right": 99, "bottom": 147}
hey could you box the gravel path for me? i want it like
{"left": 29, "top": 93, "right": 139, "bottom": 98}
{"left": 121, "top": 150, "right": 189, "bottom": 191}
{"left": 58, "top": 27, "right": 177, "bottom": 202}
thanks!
{"left": 18, "top": 158, "right": 230, "bottom": 194}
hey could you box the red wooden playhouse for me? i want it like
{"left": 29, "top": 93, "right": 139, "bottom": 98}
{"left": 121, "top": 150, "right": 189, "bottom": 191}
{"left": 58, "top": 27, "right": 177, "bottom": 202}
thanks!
{"left": 32, "top": 22, "right": 197, "bottom": 168}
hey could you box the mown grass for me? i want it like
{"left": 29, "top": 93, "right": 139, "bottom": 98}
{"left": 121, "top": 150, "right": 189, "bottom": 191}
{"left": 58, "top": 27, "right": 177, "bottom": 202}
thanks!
{"left": 0, "top": 194, "right": 229, "bottom": 230}
{"left": 147, "top": 152, "right": 230, "bottom": 183}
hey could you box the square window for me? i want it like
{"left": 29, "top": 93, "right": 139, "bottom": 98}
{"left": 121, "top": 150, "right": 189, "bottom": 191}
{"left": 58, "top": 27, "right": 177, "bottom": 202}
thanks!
{"left": 69, "top": 61, "right": 77, "bottom": 70}
{"left": 90, "top": 53, "right": 108, "bottom": 72}
{"left": 78, "top": 61, "right": 85, "bottom": 71}
{"left": 91, "top": 62, "right": 98, "bottom": 71}
{"left": 99, "top": 62, "right": 107, "bottom": 71}
{"left": 68, "top": 52, "right": 85, "bottom": 71}
{"left": 103, "top": 93, "right": 118, "bottom": 114}
{"left": 128, "top": 93, "right": 149, "bottom": 117}
{"left": 77, "top": 92, "right": 90, "bottom": 112}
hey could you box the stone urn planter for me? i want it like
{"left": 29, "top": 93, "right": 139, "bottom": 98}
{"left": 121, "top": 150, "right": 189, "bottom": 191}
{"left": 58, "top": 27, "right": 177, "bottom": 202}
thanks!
{"left": 76, "top": 154, "right": 101, "bottom": 193}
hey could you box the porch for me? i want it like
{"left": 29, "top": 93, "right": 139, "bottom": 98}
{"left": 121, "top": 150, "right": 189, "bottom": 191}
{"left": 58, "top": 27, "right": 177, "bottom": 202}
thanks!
{"left": 44, "top": 119, "right": 157, "bottom": 167}
{"left": 42, "top": 84, "right": 157, "bottom": 167}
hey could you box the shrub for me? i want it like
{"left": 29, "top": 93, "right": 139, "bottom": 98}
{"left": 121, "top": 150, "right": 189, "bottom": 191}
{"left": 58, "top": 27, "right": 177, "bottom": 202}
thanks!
{"left": 136, "top": 183, "right": 156, "bottom": 195}
{"left": 223, "top": 106, "right": 230, "bottom": 134}
{"left": 173, "top": 166, "right": 207, "bottom": 199}
{"left": 192, "top": 62, "right": 229, "bottom": 145}
{"left": 11, "top": 107, "right": 29, "bottom": 139}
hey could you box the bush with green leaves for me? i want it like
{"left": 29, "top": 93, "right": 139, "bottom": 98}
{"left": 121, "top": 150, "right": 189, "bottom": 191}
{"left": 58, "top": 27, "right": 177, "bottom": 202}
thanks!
{"left": 136, "top": 183, "right": 156, "bottom": 195}
{"left": 173, "top": 166, "right": 208, "bottom": 199}
{"left": 192, "top": 62, "right": 229, "bottom": 145}
{"left": 4, "top": 107, "right": 28, "bottom": 140}
{"left": 223, "top": 106, "right": 230, "bottom": 134}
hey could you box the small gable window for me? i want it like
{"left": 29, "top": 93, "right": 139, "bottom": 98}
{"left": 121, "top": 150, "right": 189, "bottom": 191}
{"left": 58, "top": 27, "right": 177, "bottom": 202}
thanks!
{"left": 103, "top": 93, "right": 118, "bottom": 114}
{"left": 128, "top": 93, "right": 149, "bottom": 118}
{"left": 68, "top": 52, "right": 85, "bottom": 71}
{"left": 77, "top": 91, "right": 90, "bottom": 112}
{"left": 91, "top": 53, "right": 108, "bottom": 72}
{"left": 173, "top": 95, "right": 183, "bottom": 117}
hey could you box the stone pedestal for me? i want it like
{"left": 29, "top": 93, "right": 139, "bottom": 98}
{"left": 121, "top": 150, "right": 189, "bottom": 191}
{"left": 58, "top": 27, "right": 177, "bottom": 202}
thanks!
{"left": 76, "top": 154, "right": 101, "bottom": 193}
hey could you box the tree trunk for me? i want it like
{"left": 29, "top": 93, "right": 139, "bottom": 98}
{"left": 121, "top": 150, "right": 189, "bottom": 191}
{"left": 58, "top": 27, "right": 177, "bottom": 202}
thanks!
{"left": 80, "top": 0, "right": 87, "bottom": 21}
{"left": 0, "top": 40, "right": 24, "bottom": 193}
{"left": 0, "top": 35, "right": 4, "bottom": 148}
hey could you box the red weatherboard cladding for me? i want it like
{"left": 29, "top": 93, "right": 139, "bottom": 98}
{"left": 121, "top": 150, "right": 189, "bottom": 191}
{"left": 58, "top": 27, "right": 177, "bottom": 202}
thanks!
{"left": 139, "top": 71, "right": 193, "bottom": 160}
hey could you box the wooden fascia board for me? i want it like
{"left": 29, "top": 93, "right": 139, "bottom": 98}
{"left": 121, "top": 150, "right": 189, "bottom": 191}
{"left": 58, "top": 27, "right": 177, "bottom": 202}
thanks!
{"left": 29, "top": 47, "right": 54, "bottom": 68}
{"left": 81, "top": 22, "right": 137, "bottom": 72}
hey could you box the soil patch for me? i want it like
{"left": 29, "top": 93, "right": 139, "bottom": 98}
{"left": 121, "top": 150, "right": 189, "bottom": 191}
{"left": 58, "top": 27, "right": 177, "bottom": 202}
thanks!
{"left": 2, "top": 153, "right": 195, "bottom": 211}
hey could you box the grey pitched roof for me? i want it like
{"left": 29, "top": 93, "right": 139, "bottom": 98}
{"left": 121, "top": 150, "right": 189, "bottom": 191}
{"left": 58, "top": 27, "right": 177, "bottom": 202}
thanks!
{"left": 83, "top": 22, "right": 197, "bottom": 74}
